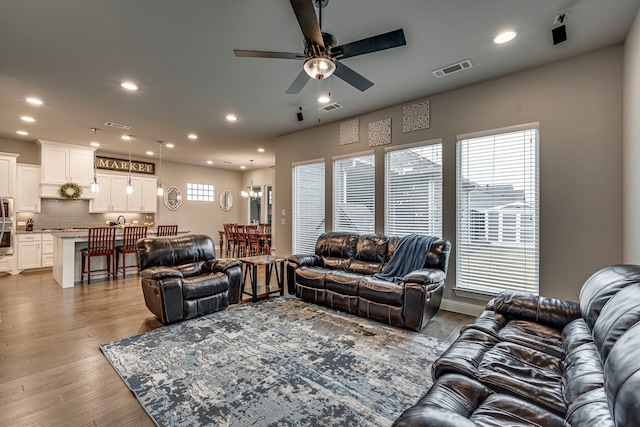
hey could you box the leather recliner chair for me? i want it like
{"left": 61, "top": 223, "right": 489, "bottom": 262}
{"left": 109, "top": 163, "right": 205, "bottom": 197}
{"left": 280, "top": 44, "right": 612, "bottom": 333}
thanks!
{"left": 137, "top": 234, "right": 242, "bottom": 325}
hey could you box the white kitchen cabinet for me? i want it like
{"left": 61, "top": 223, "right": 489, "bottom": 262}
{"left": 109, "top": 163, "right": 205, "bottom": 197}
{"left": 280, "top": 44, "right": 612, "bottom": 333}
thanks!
{"left": 0, "top": 152, "right": 19, "bottom": 197}
{"left": 41, "top": 234, "right": 53, "bottom": 267}
{"left": 17, "top": 233, "right": 53, "bottom": 270}
{"left": 40, "top": 141, "right": 94, "bottom": 185}
{"left": 16, "top": 164, "right": 41, "bottom": 212}
{"left": 127, "top": 177, "right": 158, "bottom": 213}
{"left": 89, "top": 173, "right": 128, "bottom": 212}
{"left": 17, "top": 234, "right": 43, "bottom": 270}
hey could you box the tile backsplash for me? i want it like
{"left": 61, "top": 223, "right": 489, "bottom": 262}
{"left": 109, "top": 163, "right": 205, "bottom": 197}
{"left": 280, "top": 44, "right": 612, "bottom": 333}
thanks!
{"left": 16, "top": 199, "right": 153, "bottom": 230}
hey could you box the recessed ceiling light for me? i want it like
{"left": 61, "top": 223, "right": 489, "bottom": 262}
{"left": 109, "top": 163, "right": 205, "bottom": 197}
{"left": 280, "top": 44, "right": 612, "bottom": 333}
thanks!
{"left": 494, "top": 31, "right": 516, "bottom": 44}
{"left": 166, "top": 143, "right": 174, "bottom": 148}
{"left": 257, "top": 148, "right": 265, "bottom": 153}
{"left": 318, "top": 95, "right": 331, "bottom": 103}
{"left": 146, "top": 151, "right": 154, "bottom": 156}
{"left": 20, "top": 116, "right": 35, "bottom": 122}
{"left": 16, "top": 130, "right": 29, "bottom": 136}
{"left": 26, "top": 97, "right": 43, "bottom": 105}
{"left": 240, "top": 165, "right": 246, "bottom": 170}
{"left": 188, "top": 133, "right": 198, "bottom": 140}
{"left": 121, "top": 81, "right": 138, "bottom": 91}
{"left": 206, "top": 160, "right": 213, "bottom": 165}
{"left": 121, "top": 135, "right": 131, "bottom": 140}
{"left": 225, "top": 114, "right": 238, "bottom": 122}
{"left": 90, "top": 142, "right": 100, "bottom": 147}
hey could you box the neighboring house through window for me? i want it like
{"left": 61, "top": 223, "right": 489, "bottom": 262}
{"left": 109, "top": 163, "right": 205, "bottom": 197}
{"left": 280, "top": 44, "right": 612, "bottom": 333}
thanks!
{"left": 384, "top": 140, "right": 443, "bottom": 237}
{"left": 456, "top": 123, "right": 539, "bottom": 295}
{"left": 333, "top": 153, "right": 375, "bottom": 234}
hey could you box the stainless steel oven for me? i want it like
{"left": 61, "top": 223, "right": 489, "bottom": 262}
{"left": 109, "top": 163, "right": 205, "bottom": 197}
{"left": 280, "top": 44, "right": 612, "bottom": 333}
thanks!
{"left": 0, "top": 197, "right": 14, "bottom": 256}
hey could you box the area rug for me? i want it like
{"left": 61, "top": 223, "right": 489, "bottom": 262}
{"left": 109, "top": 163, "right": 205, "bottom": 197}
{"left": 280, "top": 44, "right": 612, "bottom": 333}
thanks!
{"left": 100, "top": 297, "right": 450, "bottom": 426}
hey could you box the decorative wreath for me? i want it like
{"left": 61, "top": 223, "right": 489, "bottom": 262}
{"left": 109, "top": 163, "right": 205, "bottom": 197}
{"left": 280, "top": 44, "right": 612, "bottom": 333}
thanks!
{"left": 58, "top": 182, "right": 82, "bottom": 200}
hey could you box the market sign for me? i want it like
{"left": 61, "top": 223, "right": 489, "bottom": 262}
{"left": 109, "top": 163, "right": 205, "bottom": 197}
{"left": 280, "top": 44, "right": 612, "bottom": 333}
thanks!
{"left": 95, "top": 156, "right": 155, "bottom": 175}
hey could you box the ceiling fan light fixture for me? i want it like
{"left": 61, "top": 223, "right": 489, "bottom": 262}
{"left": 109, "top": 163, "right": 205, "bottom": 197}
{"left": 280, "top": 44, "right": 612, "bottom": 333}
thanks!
{"left": 303, "top": 56, "right": 335, "bottom": 80}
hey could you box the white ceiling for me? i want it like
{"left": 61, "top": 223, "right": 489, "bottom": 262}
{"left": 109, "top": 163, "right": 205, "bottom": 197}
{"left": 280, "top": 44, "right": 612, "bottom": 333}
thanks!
{"left": 1, "top": 0, "right": 638, "bottom": 170}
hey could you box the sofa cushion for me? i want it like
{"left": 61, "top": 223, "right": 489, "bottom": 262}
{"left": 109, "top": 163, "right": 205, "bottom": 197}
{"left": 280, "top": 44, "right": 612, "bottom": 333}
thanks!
{"left": 182, "top": 272, "right": 228, "bottom": 299}
{"left": 562, "top": 338, "right": 604, "bottom": 404}
{"left": 175, "top": 261, "right": 206, "bottom": 278}
{"left": 347, "top": 234, "right": 388, "bottom": 274}
{"left": 592, "top": 283, "right": 640, "bottom": 361}
{"left": 315, "top": 232, "right": 358, "bottom": 259}
{"left": 295, "top": 267, "right": 328, "bottom": 289}
{"left": 359, "top": 277, "right": 404, "bottom": 306}
{"left": 325, "top": 271, "right": 362, "bottom": 296}
{"left": 579, "top": 264, "right": 640, "bottom": 330}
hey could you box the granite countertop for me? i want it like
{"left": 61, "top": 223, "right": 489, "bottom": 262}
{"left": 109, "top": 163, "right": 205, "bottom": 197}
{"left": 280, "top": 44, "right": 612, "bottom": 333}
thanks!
{"left": 16, "top": 228, "right": 189, "bottom": 238}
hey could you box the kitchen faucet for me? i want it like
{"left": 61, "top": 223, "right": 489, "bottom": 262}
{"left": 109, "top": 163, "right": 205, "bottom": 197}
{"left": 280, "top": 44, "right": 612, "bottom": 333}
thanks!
{"left": 117, "top": 215, "right": 126, "bottom": 225}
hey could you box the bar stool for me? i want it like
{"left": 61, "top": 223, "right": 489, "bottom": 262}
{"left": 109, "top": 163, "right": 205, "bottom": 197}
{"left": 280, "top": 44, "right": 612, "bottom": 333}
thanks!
{"left": 81, "top": 227, "right": 117, "bottom": 284}
{"left": 115, "top": 226, "right": 147, "bottom": 278}
{"left": 156, "top": 225, "right": 178, "bottom": 236}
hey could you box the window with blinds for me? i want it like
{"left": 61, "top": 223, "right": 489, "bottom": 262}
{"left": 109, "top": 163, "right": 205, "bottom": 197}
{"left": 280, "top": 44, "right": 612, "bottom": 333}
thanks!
{"left": 333, "top": 153, "right": 375, "bottom": 233}
{"left": 384, "top": 141, "right": 443, "bottom": 237}
{"left": 292, "top": 161, "right": 325, "bottom": 254}
{"left": 456, "top": 124, "right": 539, "bottom": 295}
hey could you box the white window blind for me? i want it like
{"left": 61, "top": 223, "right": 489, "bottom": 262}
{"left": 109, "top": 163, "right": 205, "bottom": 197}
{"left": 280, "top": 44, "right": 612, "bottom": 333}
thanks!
{"left": 292, "top": 161, "right": 325, "bottom": 254}
{"left": 456, "top": 125, "right": 539, "bottom": 295}
{"left": 384, "top": 142, "right": 442, "bottom": 237}
{"left": 333, "top": 154, "right": 375, "bottom": 234}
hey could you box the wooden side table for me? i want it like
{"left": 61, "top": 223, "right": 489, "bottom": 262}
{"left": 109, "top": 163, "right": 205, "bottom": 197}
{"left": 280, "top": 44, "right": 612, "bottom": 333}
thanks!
{"left": 240, "top": 255, "right": 285, "bottom": 302}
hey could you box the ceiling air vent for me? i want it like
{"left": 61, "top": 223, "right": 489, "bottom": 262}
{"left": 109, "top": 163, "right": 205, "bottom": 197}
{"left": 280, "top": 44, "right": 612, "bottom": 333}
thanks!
{"left": 104, "top": 121, "right": 132, "bottom": 130}
{"left": 318, "top": 102, "right": 343, "bottom": 113}
{"left": 432, "top": 59, "right": 473, "bottom": 78}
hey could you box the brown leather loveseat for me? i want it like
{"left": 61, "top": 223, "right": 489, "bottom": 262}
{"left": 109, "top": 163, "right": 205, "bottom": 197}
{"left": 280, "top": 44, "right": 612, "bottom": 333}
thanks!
{"left": 287, "top": 232, "right": 450, "bottom": 331}
{"left": 137, "top": 234, "right": 242, "bottom": 325}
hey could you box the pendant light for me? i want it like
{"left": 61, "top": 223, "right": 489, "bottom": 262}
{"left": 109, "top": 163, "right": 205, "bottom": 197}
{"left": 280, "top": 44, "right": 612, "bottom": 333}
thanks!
{"left": 156, "top": 141, "right": 164, "bottom": 196}
{"left": 241, "top": 160, "right": 262, "bottom": 199}
{"left": 126, "top": 135, "right": 134, "bottom": 194}
{"left": 90, "top": 128, "right": 100, "bottom": 193}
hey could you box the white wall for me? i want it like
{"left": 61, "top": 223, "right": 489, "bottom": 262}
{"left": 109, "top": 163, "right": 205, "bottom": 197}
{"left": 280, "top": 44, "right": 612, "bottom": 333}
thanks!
{"left": 275, "top": 45, "right": 625, "bottom": 303}
{"left": 624, "top": 9, "right": 640, "bottom": 262}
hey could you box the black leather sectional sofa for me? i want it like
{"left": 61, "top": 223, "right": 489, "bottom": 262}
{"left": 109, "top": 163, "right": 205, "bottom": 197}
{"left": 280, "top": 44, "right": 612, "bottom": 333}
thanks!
{"left": 287, "top": 232, "right": 450, "bottom": 331}
{"left": 393, "top": 264, "right": 640, "bottom": 426}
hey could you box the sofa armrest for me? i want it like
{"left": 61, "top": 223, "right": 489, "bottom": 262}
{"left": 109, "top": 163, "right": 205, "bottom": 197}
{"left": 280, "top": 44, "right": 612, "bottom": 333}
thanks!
{"left": 204, "top": 258, "right": 242, "bottom": 273}
{"left": 403, "top": 268, "right": 446, "bottom": 288}
{"left": 140, "top": 266, "right": 183, "bottom": 280}
{"left": 287, "top": 254, "right": 322, "bottom": 268}
{"left": 487, "top": 291, "right": 581, "bottom": 330}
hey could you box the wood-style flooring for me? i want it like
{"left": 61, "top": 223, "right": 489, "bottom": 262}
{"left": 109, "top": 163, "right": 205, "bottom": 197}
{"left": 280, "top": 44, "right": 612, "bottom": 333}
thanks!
{"left": 0, "top": 269, "right": 474, "bottom": 426}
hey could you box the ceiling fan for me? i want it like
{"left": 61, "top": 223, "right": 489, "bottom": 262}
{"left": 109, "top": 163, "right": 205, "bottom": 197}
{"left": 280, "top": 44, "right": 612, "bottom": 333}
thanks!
{"left": 233, "top": 0, "right": 406, "bottom": 94}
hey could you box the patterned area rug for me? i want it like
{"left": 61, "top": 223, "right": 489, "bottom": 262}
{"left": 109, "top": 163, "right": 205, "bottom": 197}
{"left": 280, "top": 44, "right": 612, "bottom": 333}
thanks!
{"left": 100, "top": 297, "right": 449, "bottom": 426}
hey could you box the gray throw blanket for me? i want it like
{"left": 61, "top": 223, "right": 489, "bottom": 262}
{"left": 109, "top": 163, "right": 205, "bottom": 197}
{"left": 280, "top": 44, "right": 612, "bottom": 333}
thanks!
{"left": 374, "top": 234, "right": 439, "bottom": 283}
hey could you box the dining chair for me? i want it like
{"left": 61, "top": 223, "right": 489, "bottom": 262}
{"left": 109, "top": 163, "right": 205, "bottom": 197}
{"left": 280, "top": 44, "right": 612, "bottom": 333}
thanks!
{"left": 234, "top": 224, "right": 248, "bottom": 257}
{"left": 81, "top": 227, "right": 117, "bottom": 284}
{"left": 115, "top": 226, "right": 148, "bottom": 278}
{"left": 223, "top": 223, "right": 236, "bottom": 257}
{"left": 156, "top": 225, "right": 178, "bottom": 236}
{"left": 259, "top": 223, "right": 271, "bottom": 254}
{"left": 246, "top": 224, "right": 260, "bottom": 256}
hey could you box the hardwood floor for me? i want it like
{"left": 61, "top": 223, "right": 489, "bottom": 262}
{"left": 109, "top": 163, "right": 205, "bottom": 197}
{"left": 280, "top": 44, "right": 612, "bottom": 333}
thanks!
{"left": 0, "top": 269, "right": 474, "bottom": 426}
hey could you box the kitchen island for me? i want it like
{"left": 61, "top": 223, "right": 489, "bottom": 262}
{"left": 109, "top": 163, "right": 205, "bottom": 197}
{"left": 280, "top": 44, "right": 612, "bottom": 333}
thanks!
{"left": 50, "top": 228, "right": 190, "bottom": 288}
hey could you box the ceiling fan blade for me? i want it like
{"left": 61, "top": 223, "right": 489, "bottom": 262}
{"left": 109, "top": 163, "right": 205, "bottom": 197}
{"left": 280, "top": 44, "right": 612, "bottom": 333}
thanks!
{"left": 333, "top": 29, "right": 406, "bottom": 60}
{"left": 290, "top": 0, "right": 324, "bottom": 48}
{"left": 233, "top": 49, "right": 306, "bottom": 60}
{"left": 334, "top": 61, "right": 373, "bottom": 92}
{"left": 286, "top": 69, "right": 311, "bottom": 94}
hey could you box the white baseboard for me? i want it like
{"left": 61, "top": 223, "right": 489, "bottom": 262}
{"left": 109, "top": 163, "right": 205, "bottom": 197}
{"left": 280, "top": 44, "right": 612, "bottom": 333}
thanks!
{"left": 440, "top": 298, "right": 484, "bottom": 317}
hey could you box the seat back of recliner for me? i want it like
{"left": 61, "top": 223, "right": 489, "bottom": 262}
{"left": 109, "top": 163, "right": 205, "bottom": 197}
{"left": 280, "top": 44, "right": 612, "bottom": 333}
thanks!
{"left": 137, "top": 234, "right": 216, "bottom": 271}
{"left": 579, "top": 265, "right": 640, "bottom": 330}
{"left": 315, "top": 232, "right": 358, "bottom": 270}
